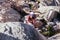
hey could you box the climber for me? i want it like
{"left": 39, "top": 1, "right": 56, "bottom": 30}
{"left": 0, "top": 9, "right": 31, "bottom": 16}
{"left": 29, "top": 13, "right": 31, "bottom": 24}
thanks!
{"left": 24, "top": 12, "right": 36, "bottom": 26}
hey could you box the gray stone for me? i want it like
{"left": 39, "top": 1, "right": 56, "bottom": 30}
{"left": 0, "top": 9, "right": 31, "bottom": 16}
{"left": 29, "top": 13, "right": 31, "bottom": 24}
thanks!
{"left": 56, "top": 22, "right": 60, "bottom": 30}
{"left": 47, "top": 22, "right": 55, "bottom": 26}
{"left": 45, "top": 10, "right": 57, "bottom": 21}
{"left": 38, "top": 6, "right": 60, "bottom": 14}
{"left": 0, "top": 5, "right": 21, "bottom": 22}
{"left": 39, "top": 0, "right": 60, "bottom": 6}
{"left": 48, "top": 33, "right": 60, "bottom": 40}
{"left": 37, "top": 6, "right": 60, "bottom": 21}
{"left": 0, "top": 22, "right": 47, "bottom": 40}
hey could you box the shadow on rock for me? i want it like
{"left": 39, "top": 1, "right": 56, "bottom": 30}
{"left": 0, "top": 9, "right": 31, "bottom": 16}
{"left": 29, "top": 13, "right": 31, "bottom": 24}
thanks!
{"left": 0, "top": 33, "right": 19, "bottom": 40}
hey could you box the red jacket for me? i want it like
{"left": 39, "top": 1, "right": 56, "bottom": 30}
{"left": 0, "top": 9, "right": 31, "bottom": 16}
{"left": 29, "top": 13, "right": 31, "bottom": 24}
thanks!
{"left": 24, "top": 15, "right": 36, "bottom": 24}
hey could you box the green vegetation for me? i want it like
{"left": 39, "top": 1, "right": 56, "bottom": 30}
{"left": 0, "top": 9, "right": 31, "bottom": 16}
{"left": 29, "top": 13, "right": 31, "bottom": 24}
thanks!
{"left": 40, "top": 25, "right": 55, "bottom": 37}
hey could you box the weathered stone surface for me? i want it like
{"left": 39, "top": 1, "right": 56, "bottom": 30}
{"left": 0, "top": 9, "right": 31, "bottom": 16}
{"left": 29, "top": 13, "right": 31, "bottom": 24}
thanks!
{"left": 0, "top": 5, "right": 21, "bottom": 22}
{"left": 37, "top": 6, "right": 60, "bottom": 20}
{"left": 0, "top": 22, "right": 47, "bottom": 40}
{"left": 45, "top": 10, "right": 57, "bottom": 21}
{"left": 48, "top": 33, "right": 60, "bottom": 40}
{"left": 38, "top": 6, "right": 60, "bottom": 13}
{"left": 0, "top": 0, "right": 5, "bottom": 2}
{"left": 55, "top": 22, "right": 60, "bottom": 30}
{"left": 39, "top": 0, "right": 60, "bottom": 6}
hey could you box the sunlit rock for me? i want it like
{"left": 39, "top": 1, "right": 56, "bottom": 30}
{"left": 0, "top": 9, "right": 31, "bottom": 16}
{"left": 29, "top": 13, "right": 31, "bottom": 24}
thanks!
{"left": 48, "top": 33, "right": 60, "bottom": 40}
{"left": 0, "top": 22, "right": 47, "bottom": 40}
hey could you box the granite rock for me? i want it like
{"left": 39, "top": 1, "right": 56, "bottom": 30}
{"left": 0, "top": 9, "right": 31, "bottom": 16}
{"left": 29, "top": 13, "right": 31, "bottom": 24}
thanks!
{"left": 0, "top": 22, "right": 47, "bottom": 40}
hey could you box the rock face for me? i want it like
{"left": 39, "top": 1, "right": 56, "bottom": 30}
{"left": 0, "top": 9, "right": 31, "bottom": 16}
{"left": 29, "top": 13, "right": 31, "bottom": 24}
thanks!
{"left": 54, "top": 22, "right": 60, "bottom": 31}
{"left": 0, "top": 4, "right": 21, "bottom": 22}
{"left": 38, "top": 6, "right": 60, "bottom": 13}
{"left": 0, "top": 22, "right": 47, "bottom": 40}
{"left": 39, "top": 0, "right": 60, "bottom": 6}
{"left": 45, "top": 10, "right": 57, "bottom": 21}
{"left": 48, "top": 33, "right": 60, "bottom": 40}
{"left": 0, "top": 0, "right": 5, "bottom": 2}
{"left": 37, "top": 6, "right": 60, "bottom": 19}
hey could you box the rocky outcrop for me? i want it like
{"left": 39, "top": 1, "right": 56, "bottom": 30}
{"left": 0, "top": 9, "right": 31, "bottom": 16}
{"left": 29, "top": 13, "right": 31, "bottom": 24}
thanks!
{"left": 48, "top": 33, "right": 60, "bottom": 40}
{"left": 0, "top": 4, "right": 21, "bottom": 22}
{"left": 37, "top": 6, "right": 60, "bottom": 19}
{"left": 38, "top": 6, "right": 60, "bottom": 13}
{"left": 0, "top": 22, "right": 47, "bottom": 40}
{"left": 39, "top": 0, "right": 60, "bottom": 6}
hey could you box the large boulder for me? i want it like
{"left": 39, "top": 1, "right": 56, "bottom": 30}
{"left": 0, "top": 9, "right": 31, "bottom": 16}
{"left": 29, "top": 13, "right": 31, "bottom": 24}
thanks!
{"left": 0, "top": 22, "right": 47, "bottom": 40}
{"left": 0, "top": 4, "right": 21, "bottom": 22}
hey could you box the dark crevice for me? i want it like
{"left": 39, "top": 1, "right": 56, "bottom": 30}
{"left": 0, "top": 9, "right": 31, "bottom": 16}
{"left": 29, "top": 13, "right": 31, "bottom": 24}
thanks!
{"left": 0, "top": 33, "right": 19, "bottom": 40}
{"left": 11, "top": 5, "right": 28, "bottom": 18}
{"left": 9, "top": 27, "right": 13, "bottom": 35}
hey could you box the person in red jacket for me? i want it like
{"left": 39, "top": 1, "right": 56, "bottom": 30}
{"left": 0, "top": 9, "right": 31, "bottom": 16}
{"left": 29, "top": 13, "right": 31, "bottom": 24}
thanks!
{"left": 24, "top": 12, "right": 36, "bottom": 26}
